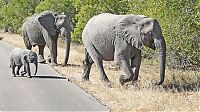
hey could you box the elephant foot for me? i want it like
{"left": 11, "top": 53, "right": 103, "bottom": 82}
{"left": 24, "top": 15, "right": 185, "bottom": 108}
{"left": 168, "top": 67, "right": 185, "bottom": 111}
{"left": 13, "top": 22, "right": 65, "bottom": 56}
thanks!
{"left": 102, "top": 78, "right": 110, "bottom": 83}
{"left": 38, "top": 55, "right": 46, "bottom": 63}
{"left": 132, "top": 77, "right": 138, "bottom": 82}
{"left": 47, "top": 57, "right": 51, "bottom": 63}
{"left": 101, "top": 77, "right": 112, "bottom": 87}
{"left": 81, "top": 76, "right": 90, "bottom": 82}
{"left": 20, "top": 71, "right": 26, "bottom": 76}
{"left": 47, "top": 55, "right": 54, "bottom": 63}
{"left": 103, "top": 81, "right": 112, "bottom": 88}
{"left": 27, "top": 75, "right": 32, "bottom": 78}
{"left": 48, "top": 56, "right": 58, "bottom": 66}
{"left": 152, "top": 80, "right": 163, "bottom": 85}
{"left": 119, "top": 75, "right": 133, "bottom": 86}
{"left": 101, "top": 75, "right": 110, "bottom": 82}
{"left": 50, "top": 62, "right": 57, "bottom": 66}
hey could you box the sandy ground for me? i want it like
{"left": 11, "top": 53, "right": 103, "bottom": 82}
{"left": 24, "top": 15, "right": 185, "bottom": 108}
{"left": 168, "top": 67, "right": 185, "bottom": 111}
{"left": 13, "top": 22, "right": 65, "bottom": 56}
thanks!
{"left": 0, "top": 32, "right": 199, "bottom": 111}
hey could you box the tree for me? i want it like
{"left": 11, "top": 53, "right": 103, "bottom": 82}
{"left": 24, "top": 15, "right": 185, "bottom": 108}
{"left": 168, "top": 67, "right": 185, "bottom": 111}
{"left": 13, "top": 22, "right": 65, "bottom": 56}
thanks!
{"left": 0, "top": 0, "right": 41, "bottom": 33}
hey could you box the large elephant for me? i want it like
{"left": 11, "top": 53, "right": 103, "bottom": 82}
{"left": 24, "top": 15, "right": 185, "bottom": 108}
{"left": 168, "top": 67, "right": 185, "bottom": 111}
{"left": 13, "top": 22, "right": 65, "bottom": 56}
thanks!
{"left": 22, "top": 11, "right": 71, "bottom": 66}
{"left": 82, "top": 13, "right": 166, "bottom": 85}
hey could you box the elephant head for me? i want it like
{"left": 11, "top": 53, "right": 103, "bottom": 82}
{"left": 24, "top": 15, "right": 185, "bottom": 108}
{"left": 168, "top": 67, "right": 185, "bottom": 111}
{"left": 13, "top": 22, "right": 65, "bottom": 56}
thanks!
{"left": 38, "top": 11, "right": 71, "bottom": 65}
{"left": 116, "top": 15, "right": 166, "bottom": 85}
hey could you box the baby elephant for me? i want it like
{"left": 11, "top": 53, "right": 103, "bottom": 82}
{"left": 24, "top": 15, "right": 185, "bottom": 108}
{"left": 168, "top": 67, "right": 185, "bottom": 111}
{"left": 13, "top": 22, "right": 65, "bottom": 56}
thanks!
{"left": 9, "top": 48, "right": 38, "bottom": 78}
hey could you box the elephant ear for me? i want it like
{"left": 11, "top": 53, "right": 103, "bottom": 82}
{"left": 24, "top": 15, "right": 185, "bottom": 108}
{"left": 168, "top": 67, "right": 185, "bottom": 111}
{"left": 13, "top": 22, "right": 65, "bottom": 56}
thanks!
{"left": 116, "top": 15, "right": 143, "bottom": 49}
{"left": 38, "top": 11, "right": 57, "bottom": 36}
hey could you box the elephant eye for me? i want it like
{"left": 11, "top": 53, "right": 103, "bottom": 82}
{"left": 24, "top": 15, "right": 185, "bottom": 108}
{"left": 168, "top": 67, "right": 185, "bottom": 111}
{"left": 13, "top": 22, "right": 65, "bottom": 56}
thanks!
{"left": 59, "top": 16, "right": 63, "bottom": 19}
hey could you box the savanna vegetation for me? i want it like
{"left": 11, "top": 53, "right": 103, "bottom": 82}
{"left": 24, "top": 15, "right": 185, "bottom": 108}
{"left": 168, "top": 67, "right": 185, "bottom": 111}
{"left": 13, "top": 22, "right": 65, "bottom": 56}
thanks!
{"left": 0, "top": 0, "right": 199, "bottom": 111}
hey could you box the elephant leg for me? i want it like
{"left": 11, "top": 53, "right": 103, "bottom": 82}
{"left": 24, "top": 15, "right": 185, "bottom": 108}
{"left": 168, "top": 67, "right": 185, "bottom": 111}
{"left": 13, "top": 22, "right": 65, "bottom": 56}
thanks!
{"left": 98, "top": 61, "right": 109, "bottom": 82}
{"left": 45, "top": 37, "right": 51, "bottom": 63}
{"left": 49, "top": 37, "right": 58, "bottom": 65}
{"left": 20, "top": 65, "right": 26, "bottom": 76}
{"left": 38, "top": 45, "right": 46, "bottom": 63}
{"left": 25, "top": 63, "right": 31, "bottom": 78}
{"left": 47, "top": 55, "right": 51, "bottom": 63}
{"left": 82, "top": 49, "right": 94, "bottom": 81}
{"left": 16, "top": 65, "right": 22, "bottom": 75}
{"left": 131, "top": 50, "right": 141, "bottom": 81}
{"left": 119, "top": 57, "right": 134, "bottom": 85}
{"left": 22, "top": 65, "right": 27, "bottom": 75}
{"left": 88, "top": 46, "right": 109, "bottom": 82}
{"left": 11, "top": 65, "right": 16, "bottom": 77}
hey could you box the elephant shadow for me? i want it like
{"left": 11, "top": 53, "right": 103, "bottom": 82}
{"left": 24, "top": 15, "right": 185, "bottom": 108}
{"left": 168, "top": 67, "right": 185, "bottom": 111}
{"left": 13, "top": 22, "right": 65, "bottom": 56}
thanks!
{"left": 56, "top": 63, "right": 81, "bottom": 67}
{"left": 32, "top": 75, "right": 66, "bottom": 80}
{"left": 162, "top": 81, "right": 200, "bottom": 93}
{"left": 129, "top": 78, "right": 199, "bottom": 93}
{"left": 0, "top": 37, "right": 4, "bottom": 40}
{"left": 66, "top": 63, "right": 81, "bottom": 67}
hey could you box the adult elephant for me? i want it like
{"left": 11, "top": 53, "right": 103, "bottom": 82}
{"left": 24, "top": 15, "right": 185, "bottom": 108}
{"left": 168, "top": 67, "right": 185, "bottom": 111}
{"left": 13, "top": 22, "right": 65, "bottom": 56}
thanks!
{"left": 22, "top": 11, "right": 71, "bottom": 66}
{"left": 82, "top": 13, "right": 166, "bottom": 85}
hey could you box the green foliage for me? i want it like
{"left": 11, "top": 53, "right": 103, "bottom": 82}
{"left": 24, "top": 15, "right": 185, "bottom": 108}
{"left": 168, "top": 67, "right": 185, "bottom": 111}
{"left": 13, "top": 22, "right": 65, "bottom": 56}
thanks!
{"left": 35, "top": 0, "right": 75, "bottom": 15}
{"left": 0, "top": 0, "right": 199, "bottom": 67}
{"left": 72, "top": 0, "right": 130, "bottom": 43}
{"left": 0, "top": 0, "right": 41, "bottom": 33}
{"left": 164, "top": 0, "right": 200, "bottom": 67}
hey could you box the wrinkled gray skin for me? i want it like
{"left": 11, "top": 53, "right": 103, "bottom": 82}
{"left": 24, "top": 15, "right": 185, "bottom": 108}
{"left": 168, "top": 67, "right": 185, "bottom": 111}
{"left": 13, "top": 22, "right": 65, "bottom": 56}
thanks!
{"left": 9, "top": 48, "right": 38, "bottom": 78}
{"left": 22, "top": 11, "right": 71, "bottom": 66}
{"left": 82, "top": 13, "right": 166, "bottom": 85}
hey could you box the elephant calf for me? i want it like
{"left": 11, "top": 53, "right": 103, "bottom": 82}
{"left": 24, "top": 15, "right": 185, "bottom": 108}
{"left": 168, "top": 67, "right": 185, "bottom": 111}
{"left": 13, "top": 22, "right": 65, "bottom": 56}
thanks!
{"left": 9, "top": 48, "right": 38, "bottom": 78}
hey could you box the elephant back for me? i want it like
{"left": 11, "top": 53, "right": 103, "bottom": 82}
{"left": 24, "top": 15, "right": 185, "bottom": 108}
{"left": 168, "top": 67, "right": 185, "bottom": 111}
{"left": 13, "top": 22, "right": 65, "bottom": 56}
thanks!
{"left": 23, "top": 16, "right": 46, "bottom": 46}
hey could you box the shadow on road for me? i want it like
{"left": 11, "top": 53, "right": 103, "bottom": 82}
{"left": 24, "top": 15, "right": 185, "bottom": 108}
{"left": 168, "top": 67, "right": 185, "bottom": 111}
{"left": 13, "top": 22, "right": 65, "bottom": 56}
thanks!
{"left": 0, "top": 36, "right": 3, "bottom": 40}
{"left": 32, "top": 75, "right": 66, "bottom": 79}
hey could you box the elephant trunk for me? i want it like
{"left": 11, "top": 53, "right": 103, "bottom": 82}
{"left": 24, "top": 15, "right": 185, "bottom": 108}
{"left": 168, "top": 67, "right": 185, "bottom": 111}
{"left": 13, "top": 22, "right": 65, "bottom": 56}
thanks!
{"left": 64, "top": 32, "right": 71, "bottom": 66}
{"left": 155, "top": 37, "right": 166, "bottom": 85}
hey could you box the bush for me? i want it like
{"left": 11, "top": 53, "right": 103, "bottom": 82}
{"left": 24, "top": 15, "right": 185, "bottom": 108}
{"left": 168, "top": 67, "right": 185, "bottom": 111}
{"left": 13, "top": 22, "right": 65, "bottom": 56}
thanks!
{"left": 0, "top": 0, "right": 41, "bottom": 33}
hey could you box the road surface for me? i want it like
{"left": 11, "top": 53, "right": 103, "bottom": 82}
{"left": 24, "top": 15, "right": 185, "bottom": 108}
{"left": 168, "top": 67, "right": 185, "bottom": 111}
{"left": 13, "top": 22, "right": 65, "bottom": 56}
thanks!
{"left": 0, "top": 41, "right": 109, "bottom": 111}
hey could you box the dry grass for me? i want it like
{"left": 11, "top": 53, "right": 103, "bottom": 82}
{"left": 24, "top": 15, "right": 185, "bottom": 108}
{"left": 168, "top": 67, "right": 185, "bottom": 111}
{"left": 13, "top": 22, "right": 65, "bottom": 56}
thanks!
{"left": 1, "top": 32, "right": 199, "bottom": 111}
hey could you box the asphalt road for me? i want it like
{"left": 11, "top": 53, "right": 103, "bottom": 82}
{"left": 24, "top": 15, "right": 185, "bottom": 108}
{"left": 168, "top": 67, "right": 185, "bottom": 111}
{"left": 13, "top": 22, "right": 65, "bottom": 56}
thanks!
{"left": 0, "top": 41, "right": 109, "bottom": 111}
